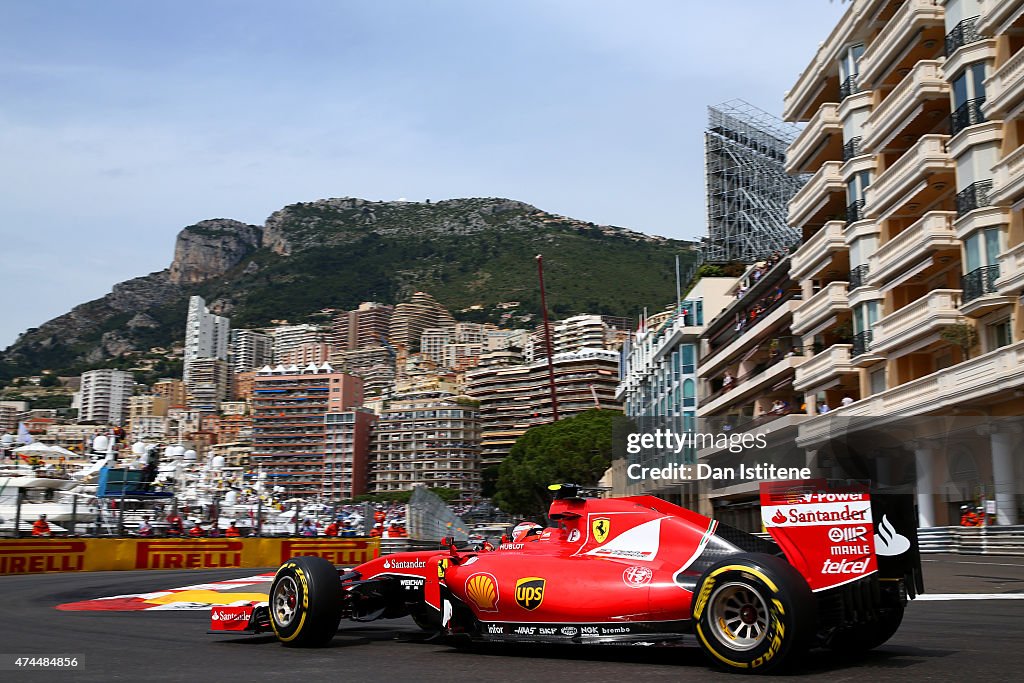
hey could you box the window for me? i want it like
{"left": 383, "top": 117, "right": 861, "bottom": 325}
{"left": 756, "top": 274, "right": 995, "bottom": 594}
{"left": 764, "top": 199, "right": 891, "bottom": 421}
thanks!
{"left": 682, "top": 379, "right": 696, "bottom": 409}
{"left": 989, "top": 319, "right": 1012, "bottom": 350}
{"left": 964, "top": 227, "right": 1002, "bottom": 271}
{"left": 681, "top": 345, "right": 695, "bottom": 374}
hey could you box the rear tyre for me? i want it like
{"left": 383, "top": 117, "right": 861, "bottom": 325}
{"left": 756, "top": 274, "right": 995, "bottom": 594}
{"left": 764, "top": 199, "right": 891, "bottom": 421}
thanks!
{"left": 270, "top": 556, "right": 343, "bottom": 647}
{"left": 827, "top": 604, "right": 904, "bottom": 653}
{"left": 693, "top": 553, "right": 815, "bottom": 674}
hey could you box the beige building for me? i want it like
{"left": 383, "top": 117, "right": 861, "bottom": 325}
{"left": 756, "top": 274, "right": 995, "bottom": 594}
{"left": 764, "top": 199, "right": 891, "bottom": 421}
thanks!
{"left": 782, "top": 0, "right": 1024, "bottom": 526}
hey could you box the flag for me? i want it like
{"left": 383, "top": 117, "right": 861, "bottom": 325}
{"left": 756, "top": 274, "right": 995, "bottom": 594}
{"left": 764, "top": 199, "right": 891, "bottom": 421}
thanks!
{"left": 17, "top": 422, "right": 34, "bottom": 445}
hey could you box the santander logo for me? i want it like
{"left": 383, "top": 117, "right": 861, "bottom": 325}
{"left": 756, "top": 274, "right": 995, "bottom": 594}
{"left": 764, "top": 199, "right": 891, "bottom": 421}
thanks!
{"left": 874, "top": 515, "right": 911, "bottom": 556}
{"left": 771, "top": 509, "right": 787, "bottom": 524}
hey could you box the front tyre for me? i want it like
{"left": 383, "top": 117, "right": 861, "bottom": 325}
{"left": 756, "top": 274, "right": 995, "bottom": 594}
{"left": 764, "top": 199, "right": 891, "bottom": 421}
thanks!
{"left": 693, "top": 553, "right": 815, "bottom": 674}
{"left": 270, "top": 556, "right": 343, "bottom": 647}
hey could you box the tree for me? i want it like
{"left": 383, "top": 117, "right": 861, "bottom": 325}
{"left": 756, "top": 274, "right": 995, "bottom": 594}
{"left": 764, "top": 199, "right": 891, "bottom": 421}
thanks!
{"left": 493, "top": 409, "right": 622, "bottom": 519}
{"left": 940, "top": 321, "right": 979, "bottom": 360}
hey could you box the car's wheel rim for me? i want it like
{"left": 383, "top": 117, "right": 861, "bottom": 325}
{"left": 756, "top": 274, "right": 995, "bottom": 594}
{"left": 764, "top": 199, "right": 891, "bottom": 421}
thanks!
{"left": 273, "top": 576, "right": 299, "bottom": 627}
{"left": 708, "top": 582, "right": 769, "bottom": 651}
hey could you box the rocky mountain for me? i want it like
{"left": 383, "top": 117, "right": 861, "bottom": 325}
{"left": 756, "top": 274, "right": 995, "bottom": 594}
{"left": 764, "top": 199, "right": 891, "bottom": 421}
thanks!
{"left": 1, "top": 197, "right": 695, "bottom": 376}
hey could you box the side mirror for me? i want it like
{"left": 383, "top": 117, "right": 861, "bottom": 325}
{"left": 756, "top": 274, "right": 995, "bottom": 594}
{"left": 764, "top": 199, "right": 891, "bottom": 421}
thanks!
{"left": 440, "top": 535, "right": 455, "bottom": 549}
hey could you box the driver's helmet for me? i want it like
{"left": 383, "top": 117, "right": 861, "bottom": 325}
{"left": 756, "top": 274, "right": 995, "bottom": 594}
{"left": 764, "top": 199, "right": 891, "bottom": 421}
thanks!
{"left": 511, "top": 521, "right": 544, "bottom": 543}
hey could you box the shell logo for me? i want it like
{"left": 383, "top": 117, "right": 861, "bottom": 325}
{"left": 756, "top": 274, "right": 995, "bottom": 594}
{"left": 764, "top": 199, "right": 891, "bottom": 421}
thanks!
{"left": 465, "top": 572, "right": 499, "bottom": 612}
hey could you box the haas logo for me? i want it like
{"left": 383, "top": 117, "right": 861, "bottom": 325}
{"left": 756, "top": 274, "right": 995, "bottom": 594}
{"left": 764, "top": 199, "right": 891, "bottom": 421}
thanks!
{"left": 874, "top": 515, "right": 911, "bottom": 556}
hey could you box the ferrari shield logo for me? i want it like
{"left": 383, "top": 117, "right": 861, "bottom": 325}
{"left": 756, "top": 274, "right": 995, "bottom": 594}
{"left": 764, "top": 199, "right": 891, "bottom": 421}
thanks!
{"left": 514, "top": 577, "right": 546, "bottom": 610}
{"left": 592, "top": 517, "right": 611, "bottom": 544}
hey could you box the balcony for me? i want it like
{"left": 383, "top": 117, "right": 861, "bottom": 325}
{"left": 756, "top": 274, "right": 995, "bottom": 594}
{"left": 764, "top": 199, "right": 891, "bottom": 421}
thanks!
{"left": 786, "top": 103, "right": 842, "bottom": 174}
{"left": 846, "top": 198, "right": 865, "bottom": 223}
{"left": 863, "top": 135, "right": 953, "bottom": 220}
{"left": 697, "top": 356, "right": 804, "bottom": 418}
{"left": 840, "top": 74, "right": 861, "bottom": 101}
{"left": 871, "top": 289, "right": 963, "bottom": 355}
{"left": 787, "top": 161, "right": 845, "bottom": 229}
{"left": 961, "top": 264, "right": 1014, "bottom": 317}
{"left": 983, "top": 45, "right": 1024, "bottom": 120}
{"left": 798, "top": 341, "right": 1024, "bottom": 447}
{"left": 792, "top": 282, "right": 849, "bottom": 336}
{"left": 956, "top": 179, "right": 993, "bottom": 217}
{"left": 861, "top": 61, "right": 949, "bottom": 152}
{"left": 945, "top": 16, "right": 982, "bottom": 57}
{"left": 849, "top": 264, "right": 870, "bottom": 290}
{"left": 869, "top": 211, "right": 959, "bottom": 286}
{"left": 990, "top": 144, "right": 1024, "bottom": 206}
{"left": 794, "top": 344, "right": 856, "bottom": 392}
{"left": 842, "top": 136, "right": 862, "bottom": 162}
{"left": 859, "top": 0, "right": 946, "bottom": 88}
{"left": 995, "top": 241, "right": 1024, "bottom": 294}
{"left": 950, "top": 97, "right": 987, "bottom": 137}
{"left": 791, "top": 221, "right": 846, "bottom": 282}
{"left": 851, "top": 330, "right": 873, "bottom": 358}
{"left": 977, "top": 0, "right": 1024, "bottom": 35}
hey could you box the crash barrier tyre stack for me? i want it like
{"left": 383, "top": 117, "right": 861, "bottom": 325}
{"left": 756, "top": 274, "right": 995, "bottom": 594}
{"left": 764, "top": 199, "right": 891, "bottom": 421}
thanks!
{"left": 0, "top": 537, "right": 380, "bottom": 575}
{"left": 917, "top": 526, "right": 1024, "bottom": 556}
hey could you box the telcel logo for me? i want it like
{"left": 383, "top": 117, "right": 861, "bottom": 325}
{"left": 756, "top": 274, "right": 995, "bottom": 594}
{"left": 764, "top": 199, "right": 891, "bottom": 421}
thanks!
{"left": 821, "top": 557, "right": 870, "bottom": 574}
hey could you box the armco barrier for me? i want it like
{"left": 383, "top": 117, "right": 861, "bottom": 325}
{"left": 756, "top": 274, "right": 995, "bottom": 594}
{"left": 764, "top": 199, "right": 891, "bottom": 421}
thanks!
{"left": 0, "top": 537, "right": 380, "bottom": 576}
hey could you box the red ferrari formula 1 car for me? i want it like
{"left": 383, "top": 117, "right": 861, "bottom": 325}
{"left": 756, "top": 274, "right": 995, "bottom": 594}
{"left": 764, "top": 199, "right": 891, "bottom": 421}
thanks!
{"left": 211, "top": 481, "right": 923, "bottom": 674}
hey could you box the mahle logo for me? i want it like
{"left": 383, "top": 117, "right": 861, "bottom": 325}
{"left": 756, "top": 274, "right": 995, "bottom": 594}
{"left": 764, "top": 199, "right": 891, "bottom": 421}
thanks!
{"left": 515, "top": 577, "right": 546, "bottom": 610}
{"left": 591, "top": 517, "right": 611, "bottom": 544}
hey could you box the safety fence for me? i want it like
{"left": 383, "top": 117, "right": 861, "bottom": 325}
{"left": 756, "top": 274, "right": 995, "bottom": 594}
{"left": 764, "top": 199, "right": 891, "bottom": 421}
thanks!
{"left": 0, "top": 537, "right": 379, "bottom": 576}
{"left": 918, "top": 525, "right": 1024, "bottom": 556}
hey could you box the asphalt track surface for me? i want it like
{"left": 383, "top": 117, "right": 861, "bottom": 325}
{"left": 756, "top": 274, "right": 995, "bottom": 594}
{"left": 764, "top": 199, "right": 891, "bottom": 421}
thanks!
{"left": 2, "top": 554, "right": 1023, "bottom": 682}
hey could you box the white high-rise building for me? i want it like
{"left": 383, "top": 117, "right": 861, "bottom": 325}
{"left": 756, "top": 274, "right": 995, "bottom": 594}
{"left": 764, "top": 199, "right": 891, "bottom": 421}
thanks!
{"left": 184, "top": 295, "right": 230, "bottom": 383}
{"left": 272, "top": 324, "right": 326, "bottom": 363}
{"left": 229, "top": 329, "right": 273, "bottom": 373}
{"left": 79, "top": 369, "right": 135, "bottom": 425}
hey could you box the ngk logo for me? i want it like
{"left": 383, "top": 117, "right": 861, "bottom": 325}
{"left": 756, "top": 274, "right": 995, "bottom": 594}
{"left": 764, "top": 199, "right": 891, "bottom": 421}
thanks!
{"left": 135, "top": 540, "right": 243, "bottom": 570}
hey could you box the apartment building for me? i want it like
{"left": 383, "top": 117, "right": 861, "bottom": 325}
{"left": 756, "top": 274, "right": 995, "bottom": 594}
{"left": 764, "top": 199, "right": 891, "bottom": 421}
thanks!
{"left": 612, "top": 278, "right": 736, "bottom": 500}
{"left": 465, "top": 348, "right": 621, "bottom": 464}
{"left": 152, "top": 379, "right": 187, "bottom": 408}
{"left": 79, "top": 369, "right": 135, "bottom": 425}
{"left": 250, "top": 364, "right": 364, "bottom": 498}
{"left": 271, "top": 324, "right": 327, "bottom": 363}
{"left": 783, "top": 0, "right": 1024, "bottom": 526}
{"left": 323, "top": 409, "right": 377, "bottom": 501}
{"left": 185, "top": 357, "right": 229, "bottom": 414}
{"left": 332, "top": 346, "right": 397, "bottom": 398}
{"left": 368, "top": 392, "right": 481, "bottom": 501}
{"left": 229, "top": 329, "right": 273, "bottom": 374}
{"left": 332, "top": 302, "right": 394, "bottom": 352}
{"left": 388, "top": 292, "right": 456, "bottom": 352}
{"left": 184, "top": 295, "right": 229, "bottom": 383}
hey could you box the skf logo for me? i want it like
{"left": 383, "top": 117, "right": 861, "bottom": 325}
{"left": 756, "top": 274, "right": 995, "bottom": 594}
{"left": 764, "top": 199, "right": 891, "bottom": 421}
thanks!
{"left": 281, "top": 539, "right": 375, "bottom": 565}
{"left": 0, "top": 540, "right": 86, "bottom": 574}
{"left": 591, "top": 517, "right": 611, "bottom": 544}
{"left": 465, "top": 573, "right": 499, "bottom": 612}
{"left": 515, "top": 576, "right": 546, "bottom": 611}
{"left": 135, "top": 540, "right": 242, "bottom": 570}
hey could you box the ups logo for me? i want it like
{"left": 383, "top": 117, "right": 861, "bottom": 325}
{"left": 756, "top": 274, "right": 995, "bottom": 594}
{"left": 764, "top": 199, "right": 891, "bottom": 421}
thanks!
{"left": 515, "top": 577, "right": 546, "bottom": 610}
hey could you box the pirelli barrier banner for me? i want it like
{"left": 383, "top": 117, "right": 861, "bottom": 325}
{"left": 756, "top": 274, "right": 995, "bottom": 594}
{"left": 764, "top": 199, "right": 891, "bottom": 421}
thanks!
{"left": 0, "top": 537, "right": 380, "bottom": 576}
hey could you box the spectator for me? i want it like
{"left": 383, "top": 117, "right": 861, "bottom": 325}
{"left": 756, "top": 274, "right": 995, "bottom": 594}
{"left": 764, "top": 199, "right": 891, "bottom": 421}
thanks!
{"left": 225, "top": 521, "right": 241, "bottom": 538}
{"left": 324, "top": 520, "right": 339, "bottom": 537}
{"left": 722, "top": 372, "right": 735, "bottom": 391}
{"left": 32, "top": 514, "right": 51, "bottom": 537}
{"left": 300, "top": 519, "right": 318, "bottom": 537}
{"left": 771, "top": 400, "right": 787, "bottom": 414}
{"left": 166, "top": 514, "right": 184, "bottom": 537}
{"left": 841, "top": 395, "right": 854, "bottom": 406}
{"left": 340, "top": 522, "right": 357, "bottom": 538}
{"left": 818, "top": 402, "right": 831, "bottom": 414}
{"left": 188, "top": 521, "right": 205, "bottom": 538}
{"left": 138, "top": 516, "right": 153, "bottom": 537}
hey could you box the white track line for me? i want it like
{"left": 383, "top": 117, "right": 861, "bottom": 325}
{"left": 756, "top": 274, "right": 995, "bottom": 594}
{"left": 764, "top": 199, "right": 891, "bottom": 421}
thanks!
{"left": 917, "top": 593, "right": 1024, "bottom": 601}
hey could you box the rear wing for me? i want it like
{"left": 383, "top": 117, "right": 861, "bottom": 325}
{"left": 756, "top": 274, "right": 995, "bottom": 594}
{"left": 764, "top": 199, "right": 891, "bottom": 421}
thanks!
{"left": 760, "top": 479, "right": 923, "bottom": 596}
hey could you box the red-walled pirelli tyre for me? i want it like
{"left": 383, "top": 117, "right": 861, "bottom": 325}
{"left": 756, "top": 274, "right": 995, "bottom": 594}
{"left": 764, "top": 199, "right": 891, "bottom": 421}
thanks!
{"left": 270, "top": 556, "right": 343, "bottom": 647}
{"left": 693, "top": 553, "right": 815, "bottom": 674}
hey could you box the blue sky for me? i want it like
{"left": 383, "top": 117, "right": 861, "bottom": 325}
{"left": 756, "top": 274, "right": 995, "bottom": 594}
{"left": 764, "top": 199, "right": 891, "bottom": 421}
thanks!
{"left": 0, "top": 1, "right": 847, "bottom": 349}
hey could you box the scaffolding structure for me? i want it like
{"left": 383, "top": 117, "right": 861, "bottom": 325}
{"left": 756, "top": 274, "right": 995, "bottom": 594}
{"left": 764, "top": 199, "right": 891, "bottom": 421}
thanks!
{"left": 702, "top": 100, "right": 807, "bottom": 264}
